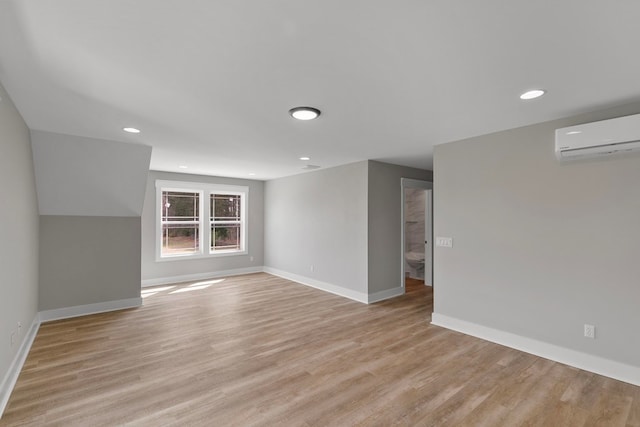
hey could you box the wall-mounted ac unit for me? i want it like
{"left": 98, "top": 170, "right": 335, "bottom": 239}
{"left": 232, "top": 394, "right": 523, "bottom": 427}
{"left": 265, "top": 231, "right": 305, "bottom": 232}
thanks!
{"left": 555, "top": 113, "right": 640, "bottom": 160}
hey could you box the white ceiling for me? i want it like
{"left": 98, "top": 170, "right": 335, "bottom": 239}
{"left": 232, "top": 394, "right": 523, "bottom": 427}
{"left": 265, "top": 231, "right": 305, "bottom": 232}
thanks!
{"left": 1, "top": 1, "right": 640, "bottom": 180}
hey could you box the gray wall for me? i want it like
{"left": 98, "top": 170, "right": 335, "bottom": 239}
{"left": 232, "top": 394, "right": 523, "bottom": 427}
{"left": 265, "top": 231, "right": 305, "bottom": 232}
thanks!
{"left": 433, "top": 102, "right": 640, "bottom": 367}
{"left": 141, "top": 171, "right": 264, "bottom": 283}
{"left": 0, "top": 84, "right": 39, "bottom": 389}
{"left": 29, "top": 131, "right": 150, "bottom": 311}
{"left": 368, "top": 161, "right": 432, "bottom": 293}
{"left": 264, "top": 161, "right": 369, "bottom": 294}
{"left": 39, "top": 216, "right": 141, "bottom": 311}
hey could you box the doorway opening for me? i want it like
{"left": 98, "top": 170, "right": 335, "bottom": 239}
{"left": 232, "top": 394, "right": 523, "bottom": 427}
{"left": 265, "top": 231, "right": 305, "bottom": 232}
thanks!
{"left": 401, "top": 178, "right": 433, "bottom": 292}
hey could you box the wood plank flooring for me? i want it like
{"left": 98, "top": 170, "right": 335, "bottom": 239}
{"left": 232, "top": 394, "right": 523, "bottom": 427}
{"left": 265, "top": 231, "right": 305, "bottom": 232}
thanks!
{"left": 2, "top": 273, "right": 639, "bottom": 426}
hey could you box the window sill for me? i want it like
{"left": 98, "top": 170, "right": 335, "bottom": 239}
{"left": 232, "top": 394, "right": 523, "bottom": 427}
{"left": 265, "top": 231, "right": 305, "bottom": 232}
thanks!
{"left": 156, "top": 250, "right": 248, "bottom": 262}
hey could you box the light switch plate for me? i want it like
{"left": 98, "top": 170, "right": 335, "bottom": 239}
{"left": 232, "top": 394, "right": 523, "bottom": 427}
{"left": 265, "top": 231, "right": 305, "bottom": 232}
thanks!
{"left": 436, "top": 237, "right": 453, "bottom": 248}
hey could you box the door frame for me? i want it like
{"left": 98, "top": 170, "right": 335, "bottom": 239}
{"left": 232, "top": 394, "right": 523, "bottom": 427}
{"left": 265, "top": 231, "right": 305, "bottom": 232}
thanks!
{"left": 400, "top": 178, "right": 433, "bottom": 290}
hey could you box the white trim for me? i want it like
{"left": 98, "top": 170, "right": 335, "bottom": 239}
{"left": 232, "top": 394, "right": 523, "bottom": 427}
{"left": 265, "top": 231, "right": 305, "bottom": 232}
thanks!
{"left": 154, "top": 249, "right": 249, "bottom": 262}
{"left": 155, "top": 180, "right": 249, "bottom": 192}
{"left": 263, "top": 267, "right": 369, "bottom": 304}
{"left": 401, "top": 178, "right": 433, "bottom": 190}
{"left": 400, "top": 178, "right": 434, "bottom": 288}
{"left": 39, "top": 298, "right": 142, "bottom": 323}
{"left": 368, "top": 286, "right": 404, "bottom": 303}
{"left": 141, "top": 266, "right": 264, "bottom": 287}
{"left": 0, "top": 316, "right": 39, "bottom": 418}
{"left": 431, "top": 312, "right": 640, "bottom": 387}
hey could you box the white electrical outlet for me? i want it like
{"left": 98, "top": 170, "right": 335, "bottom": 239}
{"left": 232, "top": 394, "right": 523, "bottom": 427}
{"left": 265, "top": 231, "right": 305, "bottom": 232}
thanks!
{"left": 250, "top": 256, "right": 254, "bottom": 262}
{"left": 11, "top": 331, "right": 15, "bottom": 346}
{"left": 584, "top": 324, "right": 595, "bottom": 339}
{"left": 310, "top": 265, "right": 314, "bottom": 272}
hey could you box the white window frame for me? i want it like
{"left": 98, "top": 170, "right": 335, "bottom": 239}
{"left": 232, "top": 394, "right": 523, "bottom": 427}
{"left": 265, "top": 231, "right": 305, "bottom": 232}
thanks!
{"left": 155, "top": 180, "right": 249, "bottom": 261}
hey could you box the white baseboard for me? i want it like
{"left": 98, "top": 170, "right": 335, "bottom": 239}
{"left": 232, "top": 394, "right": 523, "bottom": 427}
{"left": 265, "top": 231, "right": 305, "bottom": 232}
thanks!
{"left": 264, "top": 267, "right": 369, "bottom": 304}
{"left": 39, "top": 297, "right": 142, "bottom": 323}
{"left": 368, "top": 286, "right": 404, "bottom": 303}
{"left": 141, "top": 266, "right": 264, "bottom": 287}
{"left": 431, "top": 312, "right": 640, "bottom": 387}
{"left": 0, "top": 315, "right": 40, "bottom": 418}
{"left": 144, "top": 267, "right": 406, "bottom": 304}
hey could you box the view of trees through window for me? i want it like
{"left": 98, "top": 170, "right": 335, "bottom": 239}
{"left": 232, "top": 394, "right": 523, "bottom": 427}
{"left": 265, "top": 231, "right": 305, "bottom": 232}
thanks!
{"left": 211, "top": 194, "right": 241, "bottom": 251}
{"left": 159, "top": 186, "right": 245, "bottom": 258}
{"left": 161, "top": 191, "right": 200, "bottom": 255}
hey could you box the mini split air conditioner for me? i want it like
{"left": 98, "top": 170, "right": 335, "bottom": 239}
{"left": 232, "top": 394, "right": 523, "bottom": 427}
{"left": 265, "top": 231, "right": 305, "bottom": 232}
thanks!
{"left": 555, "top": 113, "right": 640, "bottom": 160}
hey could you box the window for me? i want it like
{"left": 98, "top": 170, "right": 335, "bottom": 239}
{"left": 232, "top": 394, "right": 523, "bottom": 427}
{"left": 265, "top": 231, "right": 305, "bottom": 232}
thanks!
{"left": 161, "top": 190, "right": 201, "bottom": 255}
{"left": 156, "top": 181, "right": 248, "bottom": 260}
{"left": 211, "top": 194, "right": 241, "bottom": 251}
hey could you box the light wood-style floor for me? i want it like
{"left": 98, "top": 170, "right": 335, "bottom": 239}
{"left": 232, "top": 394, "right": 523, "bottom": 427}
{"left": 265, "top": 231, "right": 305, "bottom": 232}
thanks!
{"left": 2, "top": 273, "right": 640, "bottom": 426}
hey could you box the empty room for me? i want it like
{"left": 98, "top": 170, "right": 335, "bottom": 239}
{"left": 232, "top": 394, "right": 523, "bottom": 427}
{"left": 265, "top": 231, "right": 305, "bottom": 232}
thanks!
{"left": 1, "top": 1, "right": 640, "bottom": 425}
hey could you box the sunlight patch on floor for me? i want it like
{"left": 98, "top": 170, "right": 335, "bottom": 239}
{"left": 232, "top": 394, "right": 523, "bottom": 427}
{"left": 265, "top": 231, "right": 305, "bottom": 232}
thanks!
{"left": 169, "top": 280, "right": 224, "bottom": 294}
{"left": 142, "top": 279, "right": 225, "bottom": 297}
{"left": 170, "top": 284, "right": 211, "bottom": 294}
{"left": 141, "top": 286, "right": 177, "bottom": 298}
{"left": 190, "top": 279, "right": 225, "bottom": 286}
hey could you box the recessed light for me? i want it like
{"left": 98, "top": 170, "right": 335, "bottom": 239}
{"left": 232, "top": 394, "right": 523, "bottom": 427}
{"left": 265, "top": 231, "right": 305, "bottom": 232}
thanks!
{"left": 519, "top": 89, "right": 546, "bottom": 100}
{"left": 178, "top": 165, "right": 188, "bottom": 169}
{"left": 248, "top": 173, "right": 256, "bottom": 176}
{"left": 289, "top": 107, "right": 321, "bottom": 120}
{"left": 566, "top": 131, "right": 582, "bottom": 135}
{"left": 302, "top": 164, "right": 321, "bottom": 170}
{"left": 123, "top": 127, "right": 141, "bottom": 133}
{"left": 299, "top": 156, "right": 311, "bottom": 161}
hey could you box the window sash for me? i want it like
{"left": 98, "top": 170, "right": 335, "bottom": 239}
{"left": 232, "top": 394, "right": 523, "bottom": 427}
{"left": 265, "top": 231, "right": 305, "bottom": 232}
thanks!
{"left": 163, "top": 220, "right": 200, "bottom": 225}
{"left": 161, "top": 191, "right": 200, "bottom": 222}
{"left": 211, "top": 223, "right": 241, "bottom": 251}
{"left": 209, "top": 192, "right": 244, "bottom": 253}
{"left": 159, "top": 189, "right": 203, "bottom": 257}
{"left": 161, "top": 224, "right": 200, "bottom": 255}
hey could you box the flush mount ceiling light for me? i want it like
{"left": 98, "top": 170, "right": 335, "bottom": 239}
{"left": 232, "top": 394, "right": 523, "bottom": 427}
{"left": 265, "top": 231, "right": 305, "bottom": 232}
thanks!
{"left": 123, "top": 127, "right": 141, "bottom": 133}
{"left": 519, "top": 89, "right": 546, "bottom": 100}
{"left": 299, "top": 156, "right": 310, "bottom": 161}
{"left": 289, "top": 106, "right": 321, "bottom": 120}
